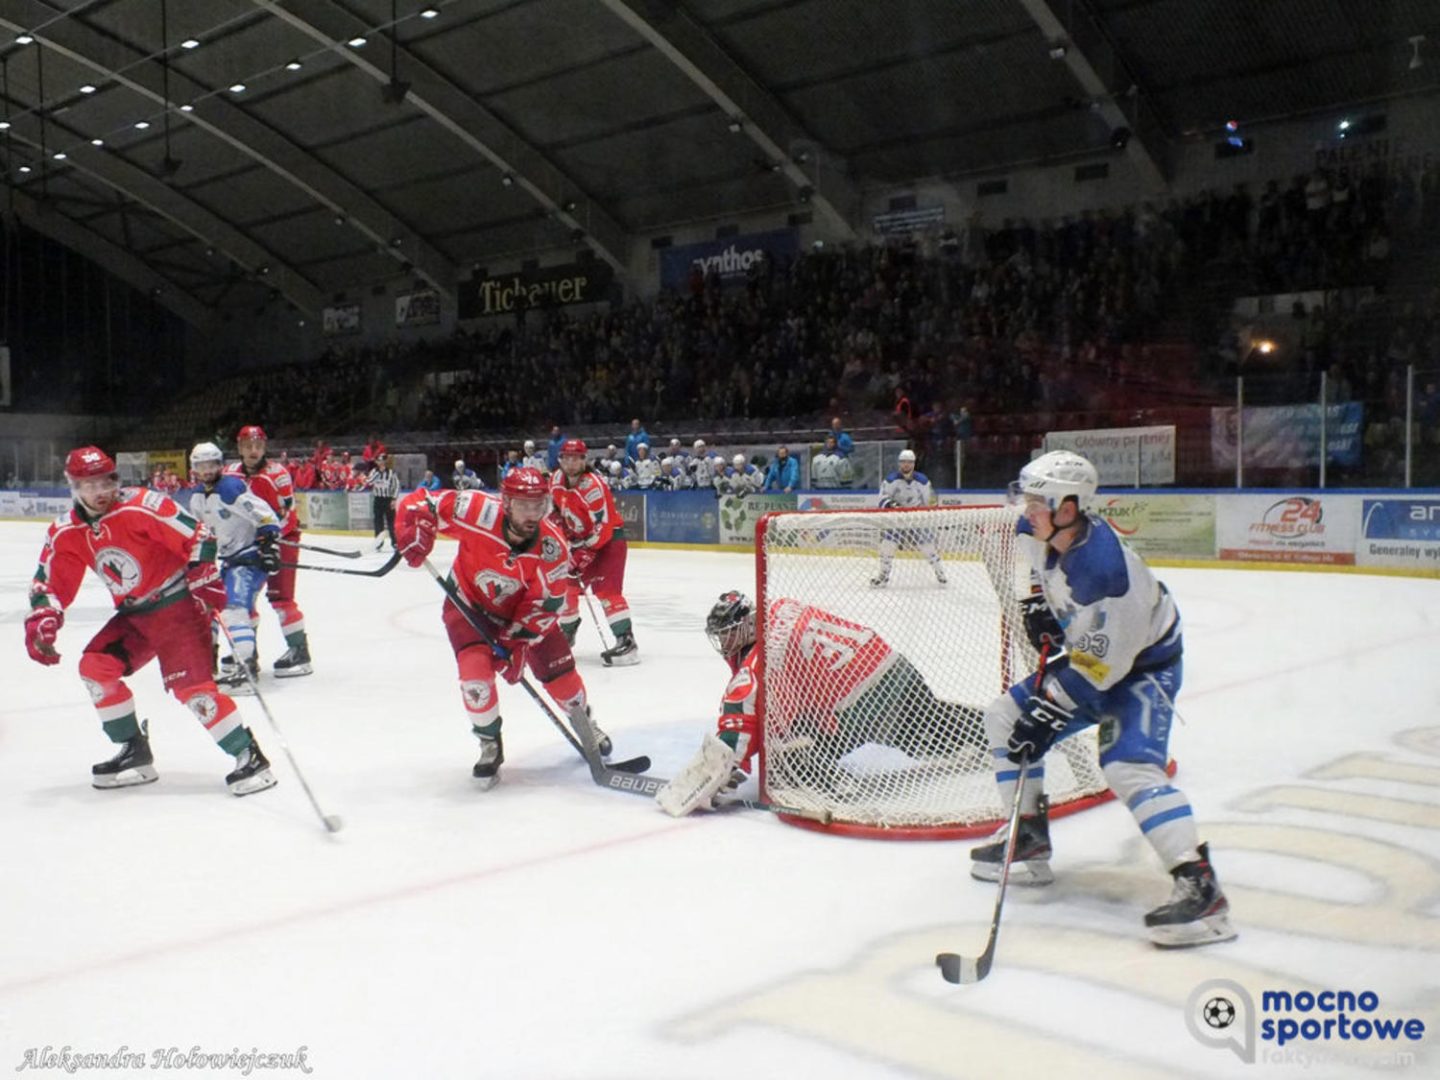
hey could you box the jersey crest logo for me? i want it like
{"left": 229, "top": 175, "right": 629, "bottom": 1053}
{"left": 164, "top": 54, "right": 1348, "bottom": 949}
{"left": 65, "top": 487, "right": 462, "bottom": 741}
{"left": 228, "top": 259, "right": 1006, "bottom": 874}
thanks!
{"left": 93, "top": 547, "right": 143, "bottom": 596}
{"left": 471, "top": 568, "right": 523, "bottom": 605}
{"left": 541, "top": 535, "right": 561, "bottom": 563}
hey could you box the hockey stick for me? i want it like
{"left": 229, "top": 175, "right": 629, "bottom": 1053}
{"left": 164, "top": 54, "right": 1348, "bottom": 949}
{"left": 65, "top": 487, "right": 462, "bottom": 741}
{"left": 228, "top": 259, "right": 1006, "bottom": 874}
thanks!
{"left": 281, "top": 539, "right": 362, "bottom": 559}
{"left": 937, "top": 645, "right": 1051, "bottom": 984}
{"left": 280, "top": 550, "right": 402, "bottom": 577}
{"left": 416, "top": 557, "right": 651, "bottom": 775}
{"left": 581, "top": 587, "right": 616, "bottom": 652}
{"left": 213, "top": 620, "right": 343, "bottom": 834}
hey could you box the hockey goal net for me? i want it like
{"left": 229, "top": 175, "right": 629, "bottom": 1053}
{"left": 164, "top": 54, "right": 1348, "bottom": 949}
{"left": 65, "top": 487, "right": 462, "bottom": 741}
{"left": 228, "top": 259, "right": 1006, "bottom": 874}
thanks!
{"left": 756, "top": 505, "right": 1112, "bottom": 840}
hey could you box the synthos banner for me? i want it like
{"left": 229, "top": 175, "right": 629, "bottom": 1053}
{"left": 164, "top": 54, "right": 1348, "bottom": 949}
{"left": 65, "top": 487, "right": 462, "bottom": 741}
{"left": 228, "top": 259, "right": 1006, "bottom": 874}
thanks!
{"left": 1211, "top": 403, "right": 1364, "bottom": 468}
{"left": 459, "top": 261, "right": 614, "bottom": 319}
{"left": 659, "top": 229, "right": 797, "bottom": 290}
{"left": 1044, "top": 425, "right": 1175, "bottom": 485}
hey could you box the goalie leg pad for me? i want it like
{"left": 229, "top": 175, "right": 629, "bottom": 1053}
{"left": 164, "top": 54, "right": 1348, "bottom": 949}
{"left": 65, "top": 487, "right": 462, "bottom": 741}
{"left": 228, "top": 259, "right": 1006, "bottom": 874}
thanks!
{"left": 656, "top": 733, "right": 740, "bottom": 817}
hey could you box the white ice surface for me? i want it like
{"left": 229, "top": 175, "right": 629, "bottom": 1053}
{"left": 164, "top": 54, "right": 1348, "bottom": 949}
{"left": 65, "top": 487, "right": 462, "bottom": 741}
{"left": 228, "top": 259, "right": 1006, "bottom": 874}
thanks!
{"left": 1, "top": 520, "right": 1437, "bottom": 1080}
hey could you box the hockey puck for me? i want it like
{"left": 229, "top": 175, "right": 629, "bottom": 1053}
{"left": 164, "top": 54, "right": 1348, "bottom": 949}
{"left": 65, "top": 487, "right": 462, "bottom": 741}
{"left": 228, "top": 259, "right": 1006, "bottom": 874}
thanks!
{"left": 324, "top": 815, "right": 344, "bottom": 833}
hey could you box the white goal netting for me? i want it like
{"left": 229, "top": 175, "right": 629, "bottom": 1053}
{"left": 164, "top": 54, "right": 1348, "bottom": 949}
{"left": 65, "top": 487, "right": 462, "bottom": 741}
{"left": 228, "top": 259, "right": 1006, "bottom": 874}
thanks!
{"left": 757, "top": 506, "right": 1110, "bottom": 838}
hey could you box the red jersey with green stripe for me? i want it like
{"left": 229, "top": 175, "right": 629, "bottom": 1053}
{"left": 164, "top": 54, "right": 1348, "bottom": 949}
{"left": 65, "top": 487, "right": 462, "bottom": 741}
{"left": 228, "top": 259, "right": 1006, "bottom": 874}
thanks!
{"left": 549, "top": 469, "right": 624, "bottom": 549}
{"left": 31, "top": 488, "right": 212, "bottom": 613}
{"left": 224, "top": 458, "right": 298, "bottom": 536}
{"left": 396, "top": 487, "right": 571, "bottom": 644}
{"left": 721, "top": 599, "right": 897, "bottom": 766}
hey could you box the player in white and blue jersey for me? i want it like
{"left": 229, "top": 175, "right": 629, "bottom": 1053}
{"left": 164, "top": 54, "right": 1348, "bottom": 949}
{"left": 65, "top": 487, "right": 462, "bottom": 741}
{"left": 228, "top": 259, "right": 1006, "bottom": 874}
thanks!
{"left": 970, "top": 449, "right": 1235, "bottom": 948}
{"left": 871, "top": 449, "right": 947, "bottom": 586}
{"left": 179, "top": 442, "right": 281, "bottom": 693}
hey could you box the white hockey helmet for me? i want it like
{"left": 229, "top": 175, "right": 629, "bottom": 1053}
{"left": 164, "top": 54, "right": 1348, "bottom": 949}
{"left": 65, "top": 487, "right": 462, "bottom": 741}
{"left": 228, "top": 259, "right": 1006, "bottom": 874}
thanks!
{"left": 190, "top": 442, "right": 224, "bottom": 469}
{"left": 898, "top": 449, "right": 916, "bottom": 464}
{"left": 661, "top": 456, "right": 675, "bottom": 468}
{"left": 1011, "top": 450, "right": 1099, "bottom": 511}
{"left": 733, "top": 453, "right": 746, "bottom": 468}
{"left": 455, "top": 459, "right": 466, "bottom": 470}
{"left": 523, "top": 439, "right": 535, "bottom": 452}
{"left": 607, "top": 461, "right": 622, "bottom": 475}
{"left": 694, "top": 439, "right": 706, "bottom": 450}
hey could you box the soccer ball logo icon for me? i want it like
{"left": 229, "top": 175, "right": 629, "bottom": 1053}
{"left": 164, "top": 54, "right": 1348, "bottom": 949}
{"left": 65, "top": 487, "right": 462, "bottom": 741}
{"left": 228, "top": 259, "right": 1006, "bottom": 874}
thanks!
{"left": 1202, "top": 996, "right": 1237, "bottom": 1029}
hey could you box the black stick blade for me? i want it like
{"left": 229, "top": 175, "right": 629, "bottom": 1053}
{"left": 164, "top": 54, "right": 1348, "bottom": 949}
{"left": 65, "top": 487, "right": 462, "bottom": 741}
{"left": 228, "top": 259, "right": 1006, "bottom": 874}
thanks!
{"left": 936, "top": 950, "right": 991, "bottom": 984}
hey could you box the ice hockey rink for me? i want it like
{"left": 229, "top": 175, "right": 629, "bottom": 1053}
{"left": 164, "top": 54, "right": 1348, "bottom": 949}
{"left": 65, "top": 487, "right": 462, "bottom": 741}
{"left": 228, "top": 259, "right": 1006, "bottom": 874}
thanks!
{"left": 1, "top": 518, "right": 1436, "bottom": 1080}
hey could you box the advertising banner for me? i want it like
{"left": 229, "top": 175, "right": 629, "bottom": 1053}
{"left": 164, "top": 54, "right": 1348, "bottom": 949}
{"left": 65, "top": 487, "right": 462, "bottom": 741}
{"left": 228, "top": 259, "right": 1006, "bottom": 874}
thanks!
{"left": 1092, "top": 494, "right": 1216, "bottom": 559}
{"left": 1356, "top": 497, "right": 1440, "bottom": 571}
{"left": 871, "top": 205, "right": 945, "bottom": 236}
{"left": 323, "top": 303, "right": 361, "bottom": 336}
{"left": 719, "top": 493, "right": 795, "bottom": 545}
{"left": 1216, "top": 494, "right": 1359, "bottom": 565}
{"left": 615, "top": 492, "right": 646, "bottom": 542}
{"left": 1211, "top": 403, "right": 1364, "bottom": 468}
{"left": 395, "top": 289, "right": 441, "bottom": 328}
{"left": 8, "top": 489, "right": 71, "bottom": 518}
{"left": 459, "top": 261, "right": 614, "bottom": 319}
{"left": 1044, "top": 426, "right": 1176, "bottom": 485}
{"left": 298, "top": 491, "right": 351, "bottom": 531}
{"left": 797, "top": 493, "right": 878, "bottom": 512}
{"left": 644, "top": 490, "right": 719, "bottom": 545}
{"left": 347, "top": 492, "right": 373, "bottom": 532}
{"left": 658, "top": 229, "right": 798, "bottom": 290}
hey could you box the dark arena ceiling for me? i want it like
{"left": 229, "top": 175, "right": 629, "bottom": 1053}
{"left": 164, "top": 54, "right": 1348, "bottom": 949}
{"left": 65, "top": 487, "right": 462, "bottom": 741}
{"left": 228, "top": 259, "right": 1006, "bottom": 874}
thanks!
{"left": 0, "top": 0, "right": 1435, "bottom": 327}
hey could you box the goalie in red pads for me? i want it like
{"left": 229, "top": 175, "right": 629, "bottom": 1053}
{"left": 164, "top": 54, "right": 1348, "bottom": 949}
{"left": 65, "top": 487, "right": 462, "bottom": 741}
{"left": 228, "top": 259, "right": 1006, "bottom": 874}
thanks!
{"left": 550, "top": 438, "right": 639, "bottom": 665}
{"left": 394, "top": 468, "right": 611, "bottom": 789}
{"left": 656, "top": 591, "right": 981, "bottom": 815}
{"left": 25, "top": 446, "right": 275, "bottom": 796}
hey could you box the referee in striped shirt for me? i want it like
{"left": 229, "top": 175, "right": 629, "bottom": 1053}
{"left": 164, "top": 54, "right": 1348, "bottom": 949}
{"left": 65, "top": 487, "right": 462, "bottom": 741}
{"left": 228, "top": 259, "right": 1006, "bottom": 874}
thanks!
{"left": 367, "top": 453, "right": 401, "bottom": 550}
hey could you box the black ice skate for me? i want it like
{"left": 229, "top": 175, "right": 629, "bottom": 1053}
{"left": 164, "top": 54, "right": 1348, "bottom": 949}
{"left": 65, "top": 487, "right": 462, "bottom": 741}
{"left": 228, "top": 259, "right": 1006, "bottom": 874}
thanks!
{"left": 273, "top": 641, "right": 312, "bottom": 678}
{"left": 600, "top": 631, "right": 639, "bottom": 667}
{"left": 92, "top": 721, "right": 158, "bottom": 789}
{"left": 226, "top": 737, "right": 277, "bottom": 796}
{"left": 1145, "top": 843, "right": 1237, "bottom": 948}
{"left": 472, "top": 731, "right": 504, "bottom": 791}
{"left": 216, "top": 656, "right": 260, "bottom": 695}
{"left": 575, "top": 706, "right": 613, "bottom": 757}
{"left": 970, "top": 795, "right": 1053, "bottom": 885}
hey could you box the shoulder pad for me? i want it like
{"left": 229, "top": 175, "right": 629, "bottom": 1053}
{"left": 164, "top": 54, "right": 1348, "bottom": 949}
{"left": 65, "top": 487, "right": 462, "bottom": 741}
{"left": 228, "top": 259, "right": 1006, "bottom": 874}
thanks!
{"left": 215, "top": 475, "right": 248, "bottom": 503}
{"left": 914, "top": 472, "right": 930, "bottom": 485}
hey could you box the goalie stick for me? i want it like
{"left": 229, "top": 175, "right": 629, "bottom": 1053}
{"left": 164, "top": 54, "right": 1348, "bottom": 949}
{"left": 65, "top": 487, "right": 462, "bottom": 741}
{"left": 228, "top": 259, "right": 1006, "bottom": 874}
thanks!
{"left": 280, "top": 551, "right": 402, "bottom": 577}
{"left": 936, "top": 645, "right": 1051, "bottom": 984}
{"left": 416, "top": 558, "right": 650, "bottom": 776}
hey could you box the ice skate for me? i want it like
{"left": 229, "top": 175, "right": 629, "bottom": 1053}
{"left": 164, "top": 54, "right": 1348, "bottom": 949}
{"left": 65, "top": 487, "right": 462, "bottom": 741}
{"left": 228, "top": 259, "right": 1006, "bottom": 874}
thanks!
{"left": 472, "top": 730, "right": 504, "bottom": 790}
{"left": 215, "top": 656, "right": 259, "bottom": 695}
{"left": 578, "top": 706, "right": 613, "bottom": 757}
{"left": 932, "top": 563, "right": 948, "bottom": 585}
{"left": 92, "top": 721, "right": 158, "bottom": 788}
{"left": 869, "top": 569, "right": 890, "bottom": 588}
{"left": 1145, "top": 843, "right": 1237, "bottom": 947}
{"left": 225, "top": 736, "right": 276, "bottom": 796}
{"left": 273, "top": 641, "right": 312, "bottom": 678}
{"left": 600, "top": 631, "right": 639, "bottom": 667}
{"left": 970, "top": 796, "right": 1053, "bottom": 885}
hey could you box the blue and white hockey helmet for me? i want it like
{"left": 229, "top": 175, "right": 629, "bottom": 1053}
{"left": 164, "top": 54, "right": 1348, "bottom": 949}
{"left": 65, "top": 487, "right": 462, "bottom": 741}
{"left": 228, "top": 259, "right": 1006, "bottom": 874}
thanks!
{"left": 1010, "top": 450, "right": 1098, "bottom": 511}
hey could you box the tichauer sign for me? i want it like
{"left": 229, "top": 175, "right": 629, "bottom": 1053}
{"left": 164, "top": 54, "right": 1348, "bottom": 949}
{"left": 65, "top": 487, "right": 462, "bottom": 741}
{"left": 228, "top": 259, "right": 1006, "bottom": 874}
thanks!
{"left": 459, "top": 261, "right": 614, "bottom": 319}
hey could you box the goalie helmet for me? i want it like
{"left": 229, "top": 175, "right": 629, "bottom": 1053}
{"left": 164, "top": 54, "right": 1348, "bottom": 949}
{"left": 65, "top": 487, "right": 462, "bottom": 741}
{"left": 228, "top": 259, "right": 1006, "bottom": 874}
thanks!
{"left": 189, "top": 442, "right": 224, "bottom": 469}
{"left": 1011, "top": 450, "right": 1099, "bottom": 511}
{"left": 706, "top": 590, "right": 756, "bottom": 658}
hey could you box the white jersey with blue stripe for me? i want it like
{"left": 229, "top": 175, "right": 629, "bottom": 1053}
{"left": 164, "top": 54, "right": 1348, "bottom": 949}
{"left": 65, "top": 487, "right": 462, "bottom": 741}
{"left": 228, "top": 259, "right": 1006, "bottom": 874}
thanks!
{"left": 178, "top": 475, "right": 280, "bottom": 563}
{"left": 1021, "top": 512, "right": 1181, "bottom": 708}
{"left": 878, "top": 470, "right": 933, "bottom": 508}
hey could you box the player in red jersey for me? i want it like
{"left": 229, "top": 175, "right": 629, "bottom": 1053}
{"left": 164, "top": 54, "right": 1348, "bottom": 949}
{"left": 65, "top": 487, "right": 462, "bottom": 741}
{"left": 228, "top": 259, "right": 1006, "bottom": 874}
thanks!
{"left": 550, "top": 438, "right": 638, "bottom": 666}
{"left": 394, "top": 467, "right": 613, "bottom": 789}
{"left": 656, "top": 592, "right": 981, "bottom": 815}
{"left": 25, "top": 447, "right": 275, "bottom": 796}
{"left": 225, "top": 425, "right": 312, "bottom": 677}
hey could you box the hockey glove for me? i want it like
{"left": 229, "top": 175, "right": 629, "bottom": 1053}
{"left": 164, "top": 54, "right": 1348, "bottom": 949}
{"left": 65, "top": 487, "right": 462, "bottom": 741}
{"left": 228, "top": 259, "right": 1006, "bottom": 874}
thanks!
{"left": 496, "top": 643, "right": 528, "bottom": 684}
{"left": 1020, "top": 594, "right": 1065, "bottom": 652}
{"left": 397, "top": 504, "right": 437, "bottom": 567}
{"left": 570, "top": 545, "right": 597, "bottom": 575}
{"left": 186, "top": 560, "right": 227, "bottom": 614}
{"left": 24, "top": 605, "right": 64, "bottom": 665}
{"left": 1006, "top": 694, "right": 1075, "bottom": 764}
{"left": 256, "top": 527, "right": 281, "bottom": 574}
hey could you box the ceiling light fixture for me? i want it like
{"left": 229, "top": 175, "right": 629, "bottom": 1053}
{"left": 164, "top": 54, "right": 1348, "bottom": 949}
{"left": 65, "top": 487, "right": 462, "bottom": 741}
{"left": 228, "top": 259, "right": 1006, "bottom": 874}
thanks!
{"left": 18, "top": 165, "right": 30, "bottom": 173}
{"left": 180, "top": 38, "right": 199, "bottom": 49}
{"left": 286, "top": 59, "right": 303, "bottom": 71}
{"left": 79, "top": 84, "right": 96, "bottom": 94}
{"left": 500, "top": 173, "right": 514, "bottom": 187}
{"left": 135, "top": 120, "right": 150, "bottom": 129}
{"left": 348, "top": 36, "right": 368, "bottom": 48}
{"left": 0, "top": 121, "right": 10, "bottom": 130}
{"left": 229, "top": 83, "right": 246, "bottom": 93}
{"left": 420, "top": 7, "right": 439, "bottom": 18}
{"left": 52, "top": 151, "right": 65, "bottom": 160}
{"left": 179, "top": 103, "right": 194, "bottom": 112}
{"left": 91, "top": 138, "right": 103, "bottom": 146}
{"left": 15, "top": 34, "right": 34, "bottom": 45}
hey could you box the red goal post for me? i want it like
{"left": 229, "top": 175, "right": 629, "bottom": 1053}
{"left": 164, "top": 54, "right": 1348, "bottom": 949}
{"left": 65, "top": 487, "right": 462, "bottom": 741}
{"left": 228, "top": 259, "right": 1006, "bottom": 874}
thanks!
{"left": 753, "top": 504, "right": 1140, "bottom": 840}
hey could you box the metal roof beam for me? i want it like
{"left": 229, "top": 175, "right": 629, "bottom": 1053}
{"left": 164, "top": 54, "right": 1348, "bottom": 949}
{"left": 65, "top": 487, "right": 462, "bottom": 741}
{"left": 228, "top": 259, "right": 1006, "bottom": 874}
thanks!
{"left": 4, "top": 196, "right": 216, "bottom": 328}
{"left": 596, "top": 0, "right": 859, "bottom": 240}
{"left": 253, "top": 0, "right": 633, "bottom": 276}
{"left": 1017, "top": 0, "right": 1169, "bottom": 190}
{"left": 0, "top": 0, "right": 457, "bottom": 300}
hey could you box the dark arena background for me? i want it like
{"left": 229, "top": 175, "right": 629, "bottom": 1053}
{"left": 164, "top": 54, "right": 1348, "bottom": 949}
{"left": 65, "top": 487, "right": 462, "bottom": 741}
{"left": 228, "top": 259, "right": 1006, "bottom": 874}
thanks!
{"left": 1, "top": 3, "right": 1437, "bottom": 1078}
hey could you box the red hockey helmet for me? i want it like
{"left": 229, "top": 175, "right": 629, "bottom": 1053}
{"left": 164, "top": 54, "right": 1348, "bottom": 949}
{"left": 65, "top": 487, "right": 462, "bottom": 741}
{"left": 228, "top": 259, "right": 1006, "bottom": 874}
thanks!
{"left": 237, "top": 425, "right": 268, "bottom": 443}
{"left": 64, "top": 446, "right": 117, "bottom": 479}
{"left": 560, "top": 438, "right": 588, "bottom": 457}
{"left": 501, "top": 467, "right": 549, "bottom": 501}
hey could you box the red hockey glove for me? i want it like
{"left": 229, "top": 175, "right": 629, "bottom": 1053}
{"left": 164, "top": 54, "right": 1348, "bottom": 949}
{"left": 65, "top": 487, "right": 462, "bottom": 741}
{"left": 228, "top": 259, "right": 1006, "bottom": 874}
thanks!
{"left": 186, "top": 560, "right": 227, "bottom": 614}
{"left": 570, "top": 545, "right": 597, "bottom": 575}
{"left": 24, "top": 606, "right": 63, "bottom": 665}
{"left": 397, "top": 504, "right": 437, "bottom": 568}
{"left": 497, "top": 643, "right": 528, "bottom": 684}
